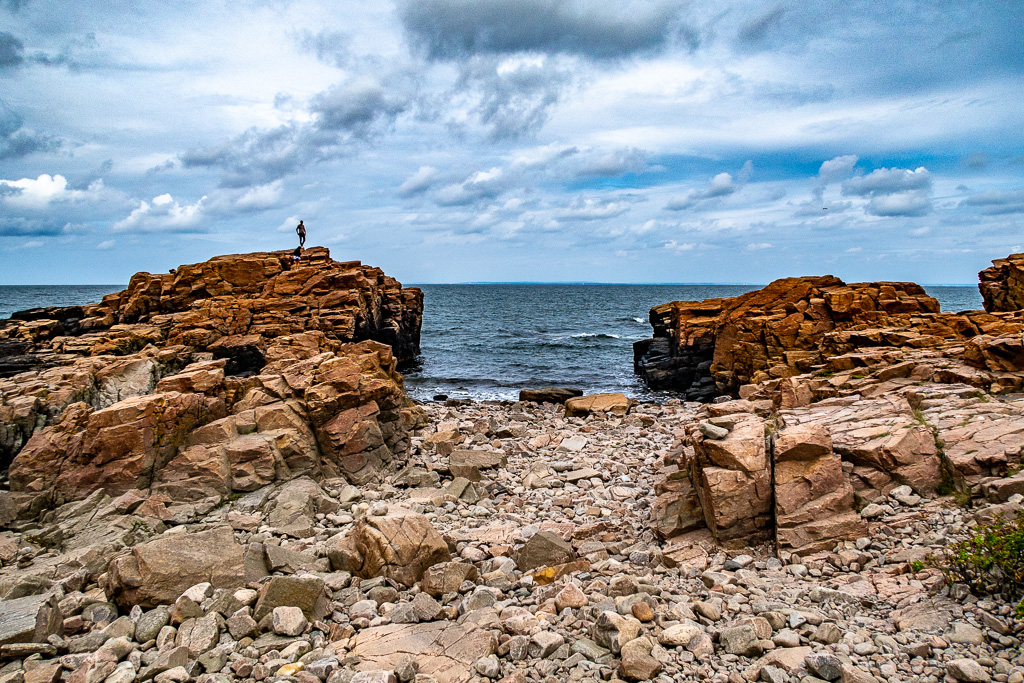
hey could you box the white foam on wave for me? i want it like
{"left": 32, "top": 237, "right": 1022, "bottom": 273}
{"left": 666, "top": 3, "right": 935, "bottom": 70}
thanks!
{"left": 571, "top": 332, "right": 621, "bottom": 339}
{"left": 632, "top": 317, "right": 645, "bottom": 323}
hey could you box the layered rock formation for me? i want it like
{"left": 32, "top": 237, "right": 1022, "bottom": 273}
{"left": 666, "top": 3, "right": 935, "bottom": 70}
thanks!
{"left": 0, "top": 249, "right": 424, "bottom": 511}
{"left": 979, "top": 252, "right": 1024, "bottom": 312}
{"left": 635, "top": 273, "right": 1024, "bottom": 401}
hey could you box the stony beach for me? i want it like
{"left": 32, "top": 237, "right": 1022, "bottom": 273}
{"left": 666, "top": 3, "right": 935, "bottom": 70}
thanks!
{"left": 0, "top": 249, "right": 1023, "bottom": 683}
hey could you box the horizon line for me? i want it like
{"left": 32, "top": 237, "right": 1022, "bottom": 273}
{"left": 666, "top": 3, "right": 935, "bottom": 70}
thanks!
{"left": 0, "top": 281, "right": 980, "bottom": 287}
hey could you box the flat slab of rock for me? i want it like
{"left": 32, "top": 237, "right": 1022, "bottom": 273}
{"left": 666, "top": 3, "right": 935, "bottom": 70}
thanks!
{"left": 448, "top": 450, "right": 507, "bottom": 481}
{"left": 564, "top": 393, "right": 631, "bottom": 418}
{"left": 518, "top": 388, "right": 583, "bottom": 404}
{"left": 106, "top": 526, "right": 245, "bottom": 608}
{"left": 0, "top": 592, "right": 62, "bottom": 645}
{"left": 350, "top": 621, "right": 497, "bottom": 683}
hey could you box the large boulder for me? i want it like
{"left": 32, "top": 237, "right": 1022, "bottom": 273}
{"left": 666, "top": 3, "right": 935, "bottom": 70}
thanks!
{"left": 564, "top": 393, "right": 631, "bottom": 418}
{"left": 328, "top": 509, "right": 450, "bottom": 587}
{"left": 979, "top": 252, "right": 1024, "bottom": 313}
{"left": 0, "top": 592, "right": 62, "bottom": 645}
{"left": 105, "top": 526, "right": 246, "bottom": 608}
{"left": 772, "top": 424, "right": 867, "bottom": 553}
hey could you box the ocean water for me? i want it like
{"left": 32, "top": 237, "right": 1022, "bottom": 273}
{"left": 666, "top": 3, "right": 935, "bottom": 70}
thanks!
{"left": 404, "top": 284, "right": 985, "bottom": 402}
{"left": 1, "top": 283, "right": 984, "bottom": 401}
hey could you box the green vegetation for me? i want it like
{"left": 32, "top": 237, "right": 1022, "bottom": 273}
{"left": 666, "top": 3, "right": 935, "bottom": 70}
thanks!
{"left": 932, "top": 509, "right": 1024, "bottom": 620}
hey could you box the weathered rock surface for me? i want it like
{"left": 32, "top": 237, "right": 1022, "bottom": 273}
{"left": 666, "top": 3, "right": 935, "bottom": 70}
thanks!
{"left": 979, "top": 252, "right": 1024, "bottom": 313}
{"left": 1, "top": 249, "right": 424, "bottom": 509}
{"left": 105, "top": 526, "right": 245, "bottom": 608}
{"left": 328, "top": 508, "right": 449, "bottom": 587}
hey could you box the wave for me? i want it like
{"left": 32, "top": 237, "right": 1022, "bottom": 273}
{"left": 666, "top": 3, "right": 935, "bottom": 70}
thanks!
{"left": 571, "top": 332, "right": 621, "bottom": 339}
{"left": 633, "top": 317, "right": 646, "bottom": 324}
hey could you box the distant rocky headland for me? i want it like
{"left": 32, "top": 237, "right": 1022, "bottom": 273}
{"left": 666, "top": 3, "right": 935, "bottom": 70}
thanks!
{"left": 0, "top": 249, "right": 1021, "bottom": 683}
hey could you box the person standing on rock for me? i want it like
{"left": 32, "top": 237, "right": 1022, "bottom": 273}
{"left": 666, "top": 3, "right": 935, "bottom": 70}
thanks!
{"left": 296, "top": 220, "right": 306, "bottom": 248}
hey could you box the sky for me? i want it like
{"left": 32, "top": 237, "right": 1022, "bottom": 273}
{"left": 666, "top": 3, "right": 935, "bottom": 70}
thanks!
{"left": 1, "top": 0, "right": 1022, "bottom": 285}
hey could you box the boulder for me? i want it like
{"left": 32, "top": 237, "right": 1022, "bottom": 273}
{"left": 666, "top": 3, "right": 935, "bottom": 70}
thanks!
{"left": 106, "top": 526, "right": 245, "bottom": 609}
{"left": 328, "top": 509, "right": 450, "bottom": 587}
{"left": 513, "top": 531, "right": 575, "bottom": 571}
{"left": 0, "top": 592, "right": 62, "bottom": 645}
{"left": 253, "top": 575, "right": 329, "bottom": 622}
{"left": 564, "top": 393, "right": 631, "bottom": 418}
{"left": 448, "top": 450, "right": 507, "bottom": 481}
{"left": 518, "top": 388, "right": 583, "bottom": 404}
{"left": 421, "top": 562, "right": 479, "bottom": 598}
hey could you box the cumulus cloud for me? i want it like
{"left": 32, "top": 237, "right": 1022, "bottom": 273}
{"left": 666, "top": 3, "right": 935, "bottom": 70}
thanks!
{"left": 233, "top": 180, "right": 284, "bottom": 211}
{"left": 399, "top": 0, "right": 688, "bottom": 60}
{"left": 842, "top": 167, "right": 932, "bottom": 197}
{"left": 959, "top": 188, "right": 1024, "bottom": 215}
{"left": 0, "top": 174, "right": 104, "bottom": 209}
{"left": 310, "top": 80, "right": 410, "bottom": 137}
{"left": 663, "top": 240, "right": 695, "bottom": 253}
{"left": 96, "top": 239, "right": 115, "bottom": 250}
{"left": 295, "top": 29, "right": 350, "bottom": 68}
{"left": 435, "top": 167, "right": 509, "bottom": 206}
{"left": 113, "top": 193, "right": 207, "bottom": 233}
{"left": 865, "top": 191, "right": 932, "bottom": 217}
{"left": 813, "top": 154, "right": 858, "bottom": 200}
{"left": 398, "top": 166, "right": 438, "bottom": 197}
{"left": 665, "top": 163, "right": 752, "bottom": 211}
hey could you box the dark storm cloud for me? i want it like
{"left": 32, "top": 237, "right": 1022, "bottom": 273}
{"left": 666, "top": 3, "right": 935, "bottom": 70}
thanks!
{"left": 0, "top": 32, "right": 24, "bottom": 68}
{"left": 398, "top": 0, "right": 689, "bottom": 60}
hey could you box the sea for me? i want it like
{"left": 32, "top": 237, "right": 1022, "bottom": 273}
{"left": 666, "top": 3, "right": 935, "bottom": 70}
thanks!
{"left": 1, "top": 283, "right": 984, "bottom": 402}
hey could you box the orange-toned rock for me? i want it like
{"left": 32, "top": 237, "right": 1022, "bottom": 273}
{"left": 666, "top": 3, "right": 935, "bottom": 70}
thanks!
{"left": 979, "top": 252, "right": 1024, "bottom": 313}
{"left": 634, "top": 276, "right": 942, "bottom": 400}
{"left": 328, "top": 508, "right": 450, "bottom": 587}
{"left": 564, "top": 393, "right": 632, "bottom": 418}
{"left": 1, "top": 250, "right": 423, "bottom": 511}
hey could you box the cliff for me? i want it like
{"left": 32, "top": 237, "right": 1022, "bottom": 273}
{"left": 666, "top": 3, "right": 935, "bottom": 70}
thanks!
{"left": 0, "top": 248, "right": 425, "bottom": 512}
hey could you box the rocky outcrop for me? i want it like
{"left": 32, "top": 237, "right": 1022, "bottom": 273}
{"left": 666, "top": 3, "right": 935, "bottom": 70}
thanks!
{"left": 634, "top": 276, "right": 948, "bottom": 399}
{"left": 0, "top": 249, "right": 424, "bottom": 511}
{"left": 979, "top": 252, "right": 1024, "bottom": 312}
{"left": 634, "top": 270, "right": 1024, "bottom": 401}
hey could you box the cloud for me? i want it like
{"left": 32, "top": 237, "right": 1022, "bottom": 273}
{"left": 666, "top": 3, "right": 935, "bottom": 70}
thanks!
{"left": 663, "top": 240, "right": 695, "bottom": 253}
{"left": 813, "top": 154, "right": 858, "bottom": 200}
{"left": 557, "top": 195, "right": 636, "bottom": 221}
{"left": 737, "top": 6, "right": 786, "bottom": 44}
{"left": 96, "top": 239, "right": 115, "bottom": 250}
{"left": 435, "top": 167, "right": 509, "bottom": 206}
{"left": 0, "top": 99, "right": 60, "bottom": 159}
{"left": 399, "top": 0, "right": 688, "bottom": 60}
{"left": 295, "top": 29, "right": 350, "bottom": 68}
{"left": 180, "top": 75, "right": 415, "bottom": 187}
{"left": 233, "top": 180, "right": 284, "bottom": 211}
{"left": 310, "top": 80, "right": 410, "bottom": 137}
{"left": 842, "top": 167, "right": 932, "bottom": 197}
{"left": 452, "top": 55, "right": 575, "bottom": 140}
{"left": 746, "top": 242, "right": 772, "bottom": 250}
{"left": 0, "top": 31, "right": 24, "bottom": 69}
{"left": 398, "top": 166, "right": 438, "bottom": 197}
{"left": 959, "top": 188, "right": 1024, "bottom": 215}
{"left": 113, "top": 193, "right": 207, "bottom": 233}
{"left": 573, "top": 147, "right": 649, "bottom": 177}
{"left": 0, "top": 174, "right": 105, "bottom": 209}
{"left": 665, "top": 163, "right": 752, "bottom": 211}
{"left": 865, "top": 191, "right": 932, "bottom": 217}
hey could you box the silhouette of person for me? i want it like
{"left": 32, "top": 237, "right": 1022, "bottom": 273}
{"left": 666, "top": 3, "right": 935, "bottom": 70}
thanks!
{"left": 296, "top": 220, "right": 306, "bottom": 248}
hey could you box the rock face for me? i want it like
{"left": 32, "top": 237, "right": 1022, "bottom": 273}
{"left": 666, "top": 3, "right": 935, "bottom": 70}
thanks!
{"left": 634, "top": 271, "right": 1024, "bottom": 401}
{"left": 979, "top": 252, "right": 1024, "bottom": 313}
{"left": 0, "top": 249, "right": 424, "bottom": 510}
{"left": 633, "top": 276, "right": 943, "bottom": 399}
